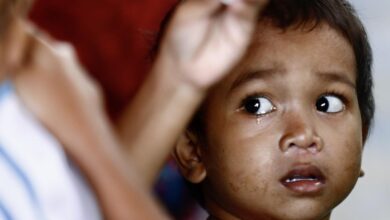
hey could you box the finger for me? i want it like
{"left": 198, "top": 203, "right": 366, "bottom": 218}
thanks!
{"left": 17, "top": 24, "right": 59, "bottom": 69}
{"left": 228, "top": 0, "right": 269, "bottom": 21}
{"left": 27, "top": 34, "right": 71, "bottom": 71}
{"left": 173, "top": 0, "right": 222, "bottom": 22}
{"left": 220, "top": 0, "right": 234, "bottom": 5}
{"left": 32, "top": 30, "right": 78, "bottom": 63}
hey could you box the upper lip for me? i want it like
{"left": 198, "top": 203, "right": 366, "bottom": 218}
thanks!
{"left": 280, "top": 164, "right": 326, "bottom": 184}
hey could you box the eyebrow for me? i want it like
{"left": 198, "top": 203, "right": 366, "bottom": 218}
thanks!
{"left": 229, "top": 68, "right": 285, "bottom": 93}
{"left": 229, "top": 69, "right": 356, "bottom": 93}
{"left": 317, "top": 72, "right": 356, "bottom": 89}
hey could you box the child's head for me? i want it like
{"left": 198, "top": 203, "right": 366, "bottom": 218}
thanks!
{"left": 173, "top": 0, "right": 374, "bottom": 219}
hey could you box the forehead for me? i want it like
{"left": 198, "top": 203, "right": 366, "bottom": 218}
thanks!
{"left": 220, "top": 22, "right": 356, "bottom": 91}
{"left": 250, "top": 22, "right": 354, "bottom": 70}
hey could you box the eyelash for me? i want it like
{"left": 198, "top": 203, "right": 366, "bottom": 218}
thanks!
{"left": 237, "top": 92, "right": 276, "bottom": 117}
{"left": 239, "top": 92, "right": 268, "bottom": 107}
{"left": 237, "top": 90, "right": 349, "bottom": 114}
{"left": 320, "top": 90, "right": 349, "bottom": 106}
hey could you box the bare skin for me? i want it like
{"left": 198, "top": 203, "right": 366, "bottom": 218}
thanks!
{"left": 1, "top": 16, "right": 168, "bottom": 220}
{"left": 1, "top": 0, "right": 269, "bottom": 218}
{"left": 118, "top": 0, "right": 269, "bottom": 186}
{"left": 175, "top": 23, "right": 363, "bottom": 220}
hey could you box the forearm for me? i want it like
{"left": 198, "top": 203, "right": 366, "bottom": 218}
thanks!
{"left": 62, "top": 115, "right": 169, "bottom": 220}
{"left": 118, "top": 0, "right": 266, "bottom": 187}
{"left": 11, "top": 33, "right": 169, "bottom": 218}
{"left": 15, "top": 75, "right": 169, "bottom": 219}
{"left": 118, "top": 56, "right": 206, "bottom": 186}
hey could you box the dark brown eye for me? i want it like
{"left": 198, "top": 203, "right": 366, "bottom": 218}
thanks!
{"left": 316, "top": 95, "right": 344, "bottom": 113}
{"left": 243, "top": 97, "right": 275, "bottom": 115}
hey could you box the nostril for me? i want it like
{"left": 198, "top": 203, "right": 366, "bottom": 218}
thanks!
{"left": 312, "top": 136, "right": 324, "bottom": 152}
{"left": 308, "top": 143, "right": 320, "bottom": 154}
{"left": 279, "top": 116, "right": 324, "bottom": 153}
{"left": 280, "top": 134, "right": 323, "bottom": 153}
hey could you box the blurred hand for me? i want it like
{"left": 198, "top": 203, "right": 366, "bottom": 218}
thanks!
{"left": 16, "top": 23, "right": 113, "bottom": 159}
{"left": 4, "top": 20, "right": 103, "bottom": 112}
{"left": 158, "top": 0, "right": 269, "bottom": 90}
{"left": 24, "top": 27, "right": 103, "bottom": 108}
{"left": 7, "top": 21, "right": 169, "bottom": 219}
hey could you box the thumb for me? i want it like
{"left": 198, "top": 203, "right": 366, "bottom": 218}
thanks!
{"left": 227, "top": 0, "right": 269, "bottom": 22}
{"left": 173, "top": 0, "right": 222, "bottom": 22}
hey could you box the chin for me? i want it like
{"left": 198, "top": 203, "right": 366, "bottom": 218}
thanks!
{"left": 258, "top": 212, "right": 331, "bottom": 220}
{"left": 237, "top": 204, "right": 332, "bottom": 220}
{"left": 242, "top": 212, "right": 331, "bottom": 220}
{"left": 274, "top": 204, "right": 332, "bottom": 220}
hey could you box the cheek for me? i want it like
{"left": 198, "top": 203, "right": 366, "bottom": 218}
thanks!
{"left": 327, "top": 124, "right": 362, "bottom": 165}
{"left": 334, "top": 116, "right": 363, "bottom": 167}
{"left": 203, "top": 102, "right": 282, "bottom": 186}
{"left": 202, "top": 144, "right": 279, "bottom": 215}
{"left": 323, "top": 118, "right": 363, "bottom": 197}
{"left": 330, "top": 136, "right": 362, "bottom": 182}
{"left": 322, "top": 110, "right": 363, "bottom": 164}
{"left": 203, "top": 120, "right": 280, "bottom": 198}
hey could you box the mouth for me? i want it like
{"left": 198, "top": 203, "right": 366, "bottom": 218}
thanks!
{"left": 280, "top": 165, "right": 326, "bottom": 195}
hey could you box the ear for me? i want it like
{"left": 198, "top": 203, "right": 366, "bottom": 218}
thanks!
{"left": 173, "top": 130, "right": 206, "bottom": 184}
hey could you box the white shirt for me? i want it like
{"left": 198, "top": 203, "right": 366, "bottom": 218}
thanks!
{"left": 0, "top": 80, "right": 102, "bottom": 220}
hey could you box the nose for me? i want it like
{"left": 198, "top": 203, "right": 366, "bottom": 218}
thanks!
{"left": 279, "top": 111, "right": 323, "bottom": 154}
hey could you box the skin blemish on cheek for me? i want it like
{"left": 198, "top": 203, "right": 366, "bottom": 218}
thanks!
{"left": 229, "top": 181, "right": 240, "bottom": 193}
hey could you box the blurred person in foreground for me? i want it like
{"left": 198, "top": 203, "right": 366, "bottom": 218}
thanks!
{"left": 0, "top": 0, "right": 268, "bottom": 219}
{"left": 0, "top": 0, "right": 168, "bottom": 219}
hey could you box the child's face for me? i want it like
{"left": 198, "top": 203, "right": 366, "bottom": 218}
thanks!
{"left": 198, "top": 23, "right": 363, "bottom": 220}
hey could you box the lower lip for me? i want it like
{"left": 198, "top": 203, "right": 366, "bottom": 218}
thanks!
{"left": 281, "top": 180, "right": 325, "bottom": 195}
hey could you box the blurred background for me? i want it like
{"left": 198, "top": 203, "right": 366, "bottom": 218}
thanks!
{"left": 332, "top": 1, "right": 390, "bottom": 219}
{"left": 29, "top": 0, "right": 389, "bottom": 219}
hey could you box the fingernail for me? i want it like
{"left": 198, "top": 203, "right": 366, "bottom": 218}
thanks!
{"left": 220, "top": 0, "right": 235, "bottom": 5}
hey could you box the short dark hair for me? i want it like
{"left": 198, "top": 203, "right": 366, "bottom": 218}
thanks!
{"left": 154, "top": 0, "right": 374, "bottom": 139}
{"left": 153, "top": 0, "right": 374, "bottom": 205}
{"left": 261, "top": 0, "right": 374, "bottom": 137}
